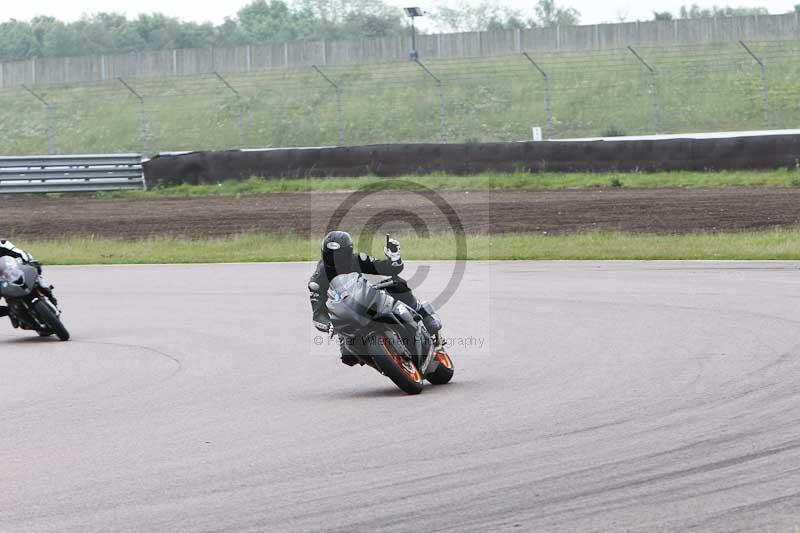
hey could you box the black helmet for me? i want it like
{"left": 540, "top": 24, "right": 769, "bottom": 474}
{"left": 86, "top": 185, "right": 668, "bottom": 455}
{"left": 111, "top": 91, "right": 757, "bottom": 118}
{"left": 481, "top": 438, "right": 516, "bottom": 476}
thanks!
{"left": 321, "top": 231, "right": 354, "bottom": 271}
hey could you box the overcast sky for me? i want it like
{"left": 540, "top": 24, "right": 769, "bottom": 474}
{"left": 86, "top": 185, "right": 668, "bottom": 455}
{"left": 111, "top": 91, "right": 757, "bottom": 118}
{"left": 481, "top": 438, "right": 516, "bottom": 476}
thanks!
{"left": 1, "top": 0, "right": 797, "bottom": 27}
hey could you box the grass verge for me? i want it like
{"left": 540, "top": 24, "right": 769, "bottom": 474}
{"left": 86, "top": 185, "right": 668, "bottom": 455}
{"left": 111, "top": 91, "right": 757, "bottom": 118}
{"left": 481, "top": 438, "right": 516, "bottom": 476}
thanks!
{"left": 97, "top": 170, "right": 800, "bottom": 198}
{"left": 25, "top": 229, "right": 800, "bottom": 265}
{"left": 4, "top": 41, "right": 800, "bottom": 155}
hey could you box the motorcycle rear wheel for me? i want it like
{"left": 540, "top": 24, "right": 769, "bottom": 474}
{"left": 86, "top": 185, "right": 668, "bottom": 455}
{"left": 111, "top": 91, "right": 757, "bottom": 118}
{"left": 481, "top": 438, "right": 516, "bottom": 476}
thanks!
{"left": 33, "top": 300, "right": 70, "bottom": 341}
{"left": 370, "top": 330, "right": 423, "bottom": 395}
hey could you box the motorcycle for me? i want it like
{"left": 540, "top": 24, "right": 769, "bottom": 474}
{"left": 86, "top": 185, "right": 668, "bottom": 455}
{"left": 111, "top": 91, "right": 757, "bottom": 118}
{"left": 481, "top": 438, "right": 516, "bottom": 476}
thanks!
{"left": 326, "top": 272, "right": 454, "bottom": 395}
{"left": 0, "top": 257, "right": 69, "bottom": 341}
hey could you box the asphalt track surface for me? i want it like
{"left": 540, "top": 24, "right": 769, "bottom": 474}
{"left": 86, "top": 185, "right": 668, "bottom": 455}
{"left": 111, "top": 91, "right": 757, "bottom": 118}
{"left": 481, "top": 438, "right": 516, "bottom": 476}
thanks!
{"left": 2, "top": 261, "right": 800, "bottom": 532}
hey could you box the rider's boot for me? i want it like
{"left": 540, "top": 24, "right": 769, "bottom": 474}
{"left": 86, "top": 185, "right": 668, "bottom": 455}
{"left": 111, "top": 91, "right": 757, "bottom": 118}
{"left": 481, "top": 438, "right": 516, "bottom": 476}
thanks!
{"left": 415, "top": 301, "right": 442, "bottom": 335}
{"left": 340, "top": 340, "right": 365, "bottom": 367}
{"left": 0, "top": 305, "right": 8, "bottom": 318}
{"left": 341, "top": 353, "right": 360, "bottom": 366}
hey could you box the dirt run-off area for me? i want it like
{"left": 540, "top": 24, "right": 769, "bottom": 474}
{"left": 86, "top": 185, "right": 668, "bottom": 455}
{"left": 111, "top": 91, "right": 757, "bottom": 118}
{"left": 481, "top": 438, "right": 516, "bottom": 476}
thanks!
{"left": 2, "top": 188, "right": 799, "bottom": 240}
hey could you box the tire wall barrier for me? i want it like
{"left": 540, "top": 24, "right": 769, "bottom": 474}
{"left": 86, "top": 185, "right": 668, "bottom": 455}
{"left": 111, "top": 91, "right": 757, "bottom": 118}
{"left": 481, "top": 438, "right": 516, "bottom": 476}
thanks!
{"left": 143, "top": 136, "right": 800, "bottom": 186}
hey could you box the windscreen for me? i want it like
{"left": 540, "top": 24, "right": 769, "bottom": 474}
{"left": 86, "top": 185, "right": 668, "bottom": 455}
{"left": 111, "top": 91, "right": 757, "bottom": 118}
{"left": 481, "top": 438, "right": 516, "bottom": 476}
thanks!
{"left": 328, "top": 273, "right": 386, "bottom": 311}
{"left": 328, "top": 272, "right": 361, "bottom": 303}
{"left": 0, "top": 257, "right": 23, "bottom": 283}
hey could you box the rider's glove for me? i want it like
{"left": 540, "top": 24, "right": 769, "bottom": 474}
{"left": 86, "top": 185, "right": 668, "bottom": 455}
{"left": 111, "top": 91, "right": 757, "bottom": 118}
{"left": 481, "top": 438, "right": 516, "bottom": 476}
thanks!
{"left": 314, "top": 320, "right": 331, "bottom": 333}
{"left": 384, "top": 238, "right": 401, "bottom": 263}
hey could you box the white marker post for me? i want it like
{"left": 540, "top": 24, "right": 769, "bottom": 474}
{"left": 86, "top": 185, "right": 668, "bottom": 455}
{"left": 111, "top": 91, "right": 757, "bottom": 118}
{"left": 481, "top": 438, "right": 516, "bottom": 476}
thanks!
{"left": 531, "top": 127, "right": 543, "bottom": 141}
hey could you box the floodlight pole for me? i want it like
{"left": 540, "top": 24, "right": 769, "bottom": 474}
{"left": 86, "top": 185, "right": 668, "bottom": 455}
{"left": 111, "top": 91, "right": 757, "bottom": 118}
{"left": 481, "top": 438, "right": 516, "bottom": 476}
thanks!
{"left": 312, "top": 65, "right": 345, "bottom": 145}
{"left": 118, "top": 77, "right": 150, "bottom": 155}
{"left": 522, "top": 52, "right": 553, "bottom": 140}
{"left": 627, "top": 46, "right": 661, "bottom": 134}
{"left": 739, "top": 40, "right": 769, "bottom": 129}
{"left": 414, "top": 59, "right": 448, "bottom": 143}
{"left": 410, "top": 18, "right": 418, "bottom": 61}
{"left": 22, "top": 84, "right": 57, "bottom": 155}
{"left": 214, "top": 71, "right": 245, "bottom": 147}
{"left": 405, "top": 8, "right": 423, "bottom": 61}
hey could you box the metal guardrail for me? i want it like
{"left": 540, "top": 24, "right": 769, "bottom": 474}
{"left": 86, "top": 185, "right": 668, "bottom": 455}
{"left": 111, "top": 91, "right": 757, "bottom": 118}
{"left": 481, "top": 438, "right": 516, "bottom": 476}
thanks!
{"left": 0, "top": 154, "right": 145, "bottom": 194}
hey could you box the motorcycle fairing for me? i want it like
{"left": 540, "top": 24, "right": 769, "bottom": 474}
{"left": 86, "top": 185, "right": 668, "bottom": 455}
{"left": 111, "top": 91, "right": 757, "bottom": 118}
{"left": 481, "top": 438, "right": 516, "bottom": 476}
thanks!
{"left": 0, "top": 263, "right": 38, "bottom": 299}
{"left": 326, "top": 273, "right": 397, "bottom": 336}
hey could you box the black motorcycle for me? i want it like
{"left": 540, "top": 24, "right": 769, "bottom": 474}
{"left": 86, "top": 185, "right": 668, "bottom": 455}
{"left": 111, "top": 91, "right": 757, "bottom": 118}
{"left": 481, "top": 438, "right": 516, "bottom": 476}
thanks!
{"left": 0, "top": 257, "right": 69, "bottom": 341}
{"left": 326, "top": 272, "right": 454, "bottom": 395}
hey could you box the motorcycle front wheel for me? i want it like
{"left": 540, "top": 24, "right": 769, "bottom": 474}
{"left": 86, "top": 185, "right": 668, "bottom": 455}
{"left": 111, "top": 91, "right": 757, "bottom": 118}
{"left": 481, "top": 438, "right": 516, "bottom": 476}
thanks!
{"left": 33, "top": 300, "right": 70, "bottom": 341}
{"left": 426, "top": 350, "right": 455, "bottom": 385}
{"left": 370, "top": 330, "right": 423, "bottom": 395}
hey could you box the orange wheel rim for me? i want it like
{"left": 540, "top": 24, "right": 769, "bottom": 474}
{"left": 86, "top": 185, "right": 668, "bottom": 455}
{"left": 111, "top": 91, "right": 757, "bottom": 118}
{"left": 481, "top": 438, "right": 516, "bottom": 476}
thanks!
{"left": 381, "top": 336, "right": 421, "bottom": 382}
{"left": 435, "top": 351, "right": 453, "bottom": 369}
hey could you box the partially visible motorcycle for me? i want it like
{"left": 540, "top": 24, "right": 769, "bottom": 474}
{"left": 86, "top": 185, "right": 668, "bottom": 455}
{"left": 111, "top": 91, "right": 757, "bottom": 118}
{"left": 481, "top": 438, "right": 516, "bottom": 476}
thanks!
{"left": 0, "top": 257, "right": 69, "bottom": 341}
{"left": 326, "top": 272, "right": 453, "bottom": 395}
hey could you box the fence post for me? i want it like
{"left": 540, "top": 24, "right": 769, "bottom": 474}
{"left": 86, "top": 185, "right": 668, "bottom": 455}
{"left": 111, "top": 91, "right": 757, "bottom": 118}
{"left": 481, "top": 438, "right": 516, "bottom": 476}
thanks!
{"left": 213, "top": 71, "right": 245, "bottom": 147}
{"left": 312, "top": 65, "right": 345, "bottom": 145}
{"left": 627, "top": 45, "right": 661, "bottom": 134}
{"left": 414, "top": 59, "right": 449, "bottom": 143}
{"left": 796, "top": 10, "right": 800, "bottom": 39}
{"left": 22, "top": 84, "right": 56, "bottom": 155}
{"left": 522, "top": 52, "right": 553, "bottom": 140}
{"left": 118, "top": 77, "right": 151, "bottom": 155}
{"left": 739, "top": 40, "right": 769, "bottom": 129}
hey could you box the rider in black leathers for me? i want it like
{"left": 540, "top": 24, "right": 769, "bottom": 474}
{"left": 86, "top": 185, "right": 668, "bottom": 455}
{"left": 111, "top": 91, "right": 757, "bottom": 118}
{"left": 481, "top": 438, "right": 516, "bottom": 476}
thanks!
{"left": 0, "top": 239, "right": 40, "bottom": 318}
{"left": 308, "top": 231, "right": 442, "bottom": 365}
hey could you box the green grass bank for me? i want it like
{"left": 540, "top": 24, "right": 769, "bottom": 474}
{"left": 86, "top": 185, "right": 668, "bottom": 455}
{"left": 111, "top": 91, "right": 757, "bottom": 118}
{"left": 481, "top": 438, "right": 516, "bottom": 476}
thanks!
{"left": 26, "top": 229, "right": 800, "bottom": 265}
{"left": 3, "top": 40, "right": 800, "bottom": 156}
{"left": 96, "top": 170, "right": 800, "bottom": 199}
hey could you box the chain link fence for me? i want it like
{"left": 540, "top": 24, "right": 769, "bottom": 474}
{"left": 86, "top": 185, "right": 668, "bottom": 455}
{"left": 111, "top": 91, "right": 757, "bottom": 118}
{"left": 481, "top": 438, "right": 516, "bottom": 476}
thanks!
{"left": 1, "top": 40, "right": 799, "bottom": 156}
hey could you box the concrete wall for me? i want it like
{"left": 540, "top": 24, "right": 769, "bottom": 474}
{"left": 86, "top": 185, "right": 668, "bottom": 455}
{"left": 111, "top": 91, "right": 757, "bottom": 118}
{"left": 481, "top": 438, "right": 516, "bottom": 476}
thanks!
{"left": 2, "top": 12, "right": 799, "bottom": 88}
{"left": 143, "top": 135, "right": 800, "bottom": 186}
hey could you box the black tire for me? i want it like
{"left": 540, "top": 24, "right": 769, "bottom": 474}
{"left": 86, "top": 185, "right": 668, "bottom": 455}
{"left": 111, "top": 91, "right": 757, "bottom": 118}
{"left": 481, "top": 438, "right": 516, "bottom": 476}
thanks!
{"left": 426, "top": 351, "right": 455, "bottom": 385}
{"left": 369, "top": 330, "right": 423, "bottom": 395}
{"left": 33, "top": 300, "right": 70, "bottom": 341}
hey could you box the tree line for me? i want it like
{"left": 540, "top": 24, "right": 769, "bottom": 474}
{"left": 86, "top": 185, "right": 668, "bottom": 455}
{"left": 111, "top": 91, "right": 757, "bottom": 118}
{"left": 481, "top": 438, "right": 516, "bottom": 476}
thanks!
{"left": 653, "top": 3, "right": 794, "bottom": 21}
{"left": 0, "top": 1, "right": 791, "bottom": 63}
{"left": 0, "top": 0, "right": 581, "bottom": 62}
